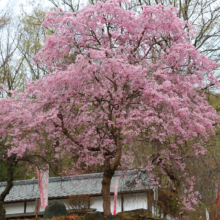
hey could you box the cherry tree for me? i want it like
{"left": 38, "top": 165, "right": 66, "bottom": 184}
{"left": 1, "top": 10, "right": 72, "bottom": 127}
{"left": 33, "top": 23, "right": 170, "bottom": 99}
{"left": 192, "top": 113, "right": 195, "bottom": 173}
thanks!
{"left": 0, "top": 86, "right": 58, "bottom": 218}
{"left": 7, "top": 0, "right": 220, "bottom": 216}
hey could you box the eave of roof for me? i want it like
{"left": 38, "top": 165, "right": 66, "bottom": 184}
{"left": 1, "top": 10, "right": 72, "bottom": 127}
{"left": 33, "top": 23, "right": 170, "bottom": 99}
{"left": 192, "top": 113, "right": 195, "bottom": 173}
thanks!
{"left": 0, "top": 169, "right": 151, "bottom": 202}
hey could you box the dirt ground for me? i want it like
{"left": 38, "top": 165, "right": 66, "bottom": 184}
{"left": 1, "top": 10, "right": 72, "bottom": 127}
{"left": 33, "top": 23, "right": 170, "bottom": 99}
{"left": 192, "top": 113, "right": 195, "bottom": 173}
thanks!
{"left": 15, "top": 214, "right": 82, "bottom": 220}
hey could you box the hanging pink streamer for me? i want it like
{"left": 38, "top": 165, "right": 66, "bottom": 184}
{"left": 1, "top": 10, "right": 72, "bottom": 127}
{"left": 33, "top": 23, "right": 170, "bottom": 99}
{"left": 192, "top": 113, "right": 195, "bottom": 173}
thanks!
{"left": 37, "top": 166, "right": 49, "bottom": 208}
{"left": 113, "top": 181, "right": 118, "bottom": 215}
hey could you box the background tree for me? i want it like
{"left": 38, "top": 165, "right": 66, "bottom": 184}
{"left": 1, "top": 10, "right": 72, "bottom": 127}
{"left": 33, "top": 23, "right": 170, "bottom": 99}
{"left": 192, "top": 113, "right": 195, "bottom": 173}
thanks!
{"left": 0, "top": 3, "right": 10, "bottom": 30}
{"left": 0, "top": 1, "right": 52, "bottom": 95}
{"left": 18, "top": 3, "right": 52, "bottom": 81}
{"left": 0, "top": 24, "right": 27, "bottom": 96}
{"left": 0, "top": 2, "right": 27, "bottom": 96}
{"left": 48, "top": 0, "right": 80, "bottom": 12}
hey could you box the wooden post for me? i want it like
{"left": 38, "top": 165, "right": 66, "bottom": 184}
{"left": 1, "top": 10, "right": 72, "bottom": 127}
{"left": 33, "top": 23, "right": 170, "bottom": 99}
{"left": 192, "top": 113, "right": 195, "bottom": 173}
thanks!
{"left": 35, "top": 198, "right": 40, "bottom": 218}
{"left": 88, "top": 195, "right": 90, "bottom": 209}
{"left": 121, "top": 194, "right": 124, "bottom": 212}
{"left": 146, "top": 192, "right": 148, "bottom": 211}
{"left": 24, "top": 201, "right": 27, "bottom": 214}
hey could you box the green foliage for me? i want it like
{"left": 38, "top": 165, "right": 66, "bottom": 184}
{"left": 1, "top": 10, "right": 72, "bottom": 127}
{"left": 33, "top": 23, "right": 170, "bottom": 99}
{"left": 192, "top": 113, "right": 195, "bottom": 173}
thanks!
{"left": 206, "top": 92, "right": 220, "bottom": 112}
{"left": 84, "top": 212, "right": 103, "bottom": 220}
{"left": 0, "top": 162, "right": 36, "bottom": 182}
{"left": 166, "top": 196, "right": 179, "bottom": 213}
{"left": 0, "top": 164, "right": 7, "bottom": 182}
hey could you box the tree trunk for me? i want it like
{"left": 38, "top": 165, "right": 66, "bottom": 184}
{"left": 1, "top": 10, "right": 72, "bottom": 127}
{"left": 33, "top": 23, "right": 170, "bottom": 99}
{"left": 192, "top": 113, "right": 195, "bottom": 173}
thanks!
{"left": 0, "top": 201, "right": 5, "bottom": 220}
{"left": 0, "top": 160, "right": 14, "bottom": 220}
{"left": 101, "top": 133, "right": 122, "bottom": 216}
{"left": 101, "top": 158, "right": 114, "bottom": 216}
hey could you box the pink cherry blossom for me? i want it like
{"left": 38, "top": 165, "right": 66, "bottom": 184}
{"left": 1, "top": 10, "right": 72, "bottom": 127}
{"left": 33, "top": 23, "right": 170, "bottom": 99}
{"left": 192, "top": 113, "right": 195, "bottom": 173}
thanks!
{"left": 2, "top": 0, "right": 219, "bottom": 215}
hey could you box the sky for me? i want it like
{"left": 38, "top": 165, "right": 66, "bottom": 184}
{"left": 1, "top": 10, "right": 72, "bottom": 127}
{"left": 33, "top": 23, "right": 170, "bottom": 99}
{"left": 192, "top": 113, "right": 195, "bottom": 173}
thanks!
{"left": 1, "top": 0, "right": 53, "bottom": 16}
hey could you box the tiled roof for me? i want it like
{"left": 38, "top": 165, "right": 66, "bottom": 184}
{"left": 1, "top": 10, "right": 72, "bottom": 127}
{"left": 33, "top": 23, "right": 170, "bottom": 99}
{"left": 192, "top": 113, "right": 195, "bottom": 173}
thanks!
{"left": 0, "top": 170, "right": 151, "bottom": 202}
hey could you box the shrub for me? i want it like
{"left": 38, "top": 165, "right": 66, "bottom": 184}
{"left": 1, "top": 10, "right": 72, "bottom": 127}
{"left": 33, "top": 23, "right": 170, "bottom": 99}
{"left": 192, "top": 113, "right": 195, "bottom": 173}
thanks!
{"left": 65, "top": 195, "right": 92, "bottom": 215}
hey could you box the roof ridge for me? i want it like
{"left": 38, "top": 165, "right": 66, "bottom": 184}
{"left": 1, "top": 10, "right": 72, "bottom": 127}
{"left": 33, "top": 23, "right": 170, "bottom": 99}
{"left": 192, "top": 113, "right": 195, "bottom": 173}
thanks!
{"left": 0, "top": 169, "right": 141, "bottom": 187}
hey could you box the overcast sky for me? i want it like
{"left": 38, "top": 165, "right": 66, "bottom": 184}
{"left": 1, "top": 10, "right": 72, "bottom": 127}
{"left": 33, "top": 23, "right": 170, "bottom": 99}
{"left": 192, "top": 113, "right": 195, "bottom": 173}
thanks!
{"left": 1, "top": 0, "right": 53, "bottom": 16}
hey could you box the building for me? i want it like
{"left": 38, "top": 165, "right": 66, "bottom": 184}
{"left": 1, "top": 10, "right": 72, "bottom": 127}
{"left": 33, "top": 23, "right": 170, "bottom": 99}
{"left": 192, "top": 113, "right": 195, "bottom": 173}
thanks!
{"left": 0, "top": 170, "right": 151, "bottom": 219}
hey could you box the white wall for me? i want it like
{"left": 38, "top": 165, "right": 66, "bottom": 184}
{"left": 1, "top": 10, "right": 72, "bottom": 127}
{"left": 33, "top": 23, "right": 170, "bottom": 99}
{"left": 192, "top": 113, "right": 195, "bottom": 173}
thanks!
{"left": 90, "top": 193, "right": 147, "bottom": 214}
{"left": 25, "top": 200, "right": 46, "bottom": 213}
{"left": 5, "top": 202, "right": 25, "bottom": 214}
{"left": 26, "top": 201, "right": 35, "bottom": 213}
{"left": 123, "top": 193, "right": 148, "bottom": 211}
{"left": 90, "top": 196, "right": 103, "bottom": 212}
{"left": 90, "top": 195, "right": 122, "bottom": 214}
{"left": 5, "top": 193, "right": 148, "bottom": 215}
{"left": 6, "top": 199, "right": 69, "bottom": 214}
